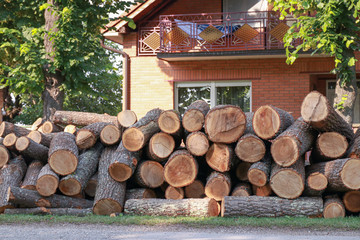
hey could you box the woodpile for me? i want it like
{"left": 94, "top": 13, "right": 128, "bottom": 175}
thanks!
{"left": 0, "top": 93, "right": 359, "bottom": 219}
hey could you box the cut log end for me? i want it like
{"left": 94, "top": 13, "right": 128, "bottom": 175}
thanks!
{"left": 93, "top": 199, "right": 123, "bottom": 215}
{"left": 122, "top": 128, "right": 144, "bottom": 152}
{"left": 343, "top": 191, "right": 360, "bottom": 213}
{"left": 208, "top": 198, "right": 221, "bottom": 217}
{"left": 253, "top": 105, "right": 281, "bottom": 140}
{"left": 139, "top": 161, "right": 164, "bottom": 188}
{"left": 76, "top": 130, "right": 96, "bottom": 149}
{"left": 117, "top": 110, "right": 137, "bottom": 128}
{"left": 205, "top": 175, "right": 231, "bottom": 201}
{"left": 64, "top": 125, "right": 78, "bottom": 134}
{"left": 271, "top": 136, "right": 299, "bottom": 167}
{"left": 3, "top": 133, "right": 17, "bottom": 147}
{"left": 150, "top": 132, "right": 175, "bottom": 159}
{"left": 235, "top": 135, "right": 266, "bottom": 163}
{"left": 341, "top": 159, "right": 360, "bottom": 190}
{"left": 27, "top": 131, "right": 41, "bottom": 144}
{"left": 59, "top": 178, "right": 82, "bottom": 196}
{"left": 186, "top": 132, "right": 209, "bottom": 156}
{"left": 248, "top": 168, "right": 267, "bottom": 187}
{"left": 108, "top": 163, "right": 133, "bottom": 182}
{"left": 301, "top": 91, "right": 328, "bottom": 123}
{"left": 318, "top": 132, "right": 348, "bottom": 159}
{"left": 307, "top": 172, "right": 328, "bottom": 191}
{"left": 164, "top": 153, "right": 197, "bottom": 188}
{"left": 15, "top": 136, "right": 30, "bottom": 151}
{"left": 206, "top": 143, "right": 232, "bottom": 172}
{"left": 100, "top": 125, "right": 121, "bottom": 145}
{"left": 182, "top": 110, "right": 205, "bottom": 132}
{"left": 270, "top": 170, "right": 304, "bottom": 199}
{"left": 165, "top": 186, "right": 184, "bottom": 200}
{"left": 158, "top": 111, "right": 181, "bottom": 134}
{"left": 0, "top": 122, "right": 6, "bottom": 137}
{"left": 48, "top": 150, "right": 78, "bottom": 175}
{"left": 0, "top": 145, "right": 10, "bottom": 167}
{"left": 36, "top": 176, "right": 59, "bottom": 197}
{"left": 184, "top": 180, "right": 205, "bottom": 198}
{"left": 323, "top": 198, "right": 345, "bottom": 219}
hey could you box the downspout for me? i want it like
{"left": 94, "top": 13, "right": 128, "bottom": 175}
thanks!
{"left": 100, "top": 38, "right": 130, "bottom": 110}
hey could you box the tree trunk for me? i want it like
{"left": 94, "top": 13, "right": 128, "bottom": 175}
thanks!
{"left": 343, "top": 191, "right": 360, "bottom": 213}
{"left": 93, "top": 146, "right": 126, "bottom": 215}
{"left": 0, "top": 121, "right": 31, "bottom": 138}
{"left": 271, "top": 117, "right": 318, "bottom": 167}
{"left": 184, "top": 179, "right": 205, "bottom": 198}
{"left": 117, "top": 110, "right": 137, "bottom": 128}
{"left": 0, "top": 145, "right": 10, "bottom": 168}
{"left": 84, "top": 172, "right": 98, "bottom": 198}
{"left": 185, "top": 131, "right": 209, "bottom": 157}
{"left": 124, "top": 198, "right": 220, "bottom": 217}
{"left": 252, "top": 183, "right": 273, "bottom": 196}
{"left": 248, "top": 153, "right": 271, "bottom": 187}
{"left": 235, "top": 133, "right": 266, "bottom": 163}
{"left": 165, "top": 185, "right": 184, "bottom": 200}
{"left": 7, "top": 186, "right": 93, "bottom": 208}
{"left": 41, "top": 121, "right": 64, "bottom": 133}
{"left": 125, "top": 188, "right": 156, "bottom": 200}
{"left": 164, "top": 149, "right": 198, "bottom": 188}
{"left": 253, "top": 105, "right": 294, "bottom": 140}
{"left": 59, "top": 142, "right": 104, "bottom": 196}
{"left": 76, "top": 122, "right": 111, "bottom": 150}
{"left": 27, "top": 131, "right": 55, "bottom": 147}
{"left": 122, "top": 108, "right": 163, "bottom": 152}
{"left": 221, "top": 196, "right": 323, "bottom": 217}
{"left": 4, "top": 207, "right": 92, "bottom": 216}
{"left": 270, "top": 157, "right": 305, "bottom": 199}
{"left": 204, "top": 171, "right": 231, "bottom": 201}
{"left": 52, "top": 110, "right": 118, "bottom": 126}
{"left": 15, "top": 137, "right": 49, "bottom": 164}
{"left": 133, "top": 160, "right": 164, "bottom": 188}
{"left": 21, "top": 160, "right": 44, "bottom": 191}
{"left": 305, "top": 158, "right": 360, "bottom": 192}
{"left": 108, "top": 142, "right": 140, "bottom": 182}
{"left": 235, "top": 161, "right": 252, "bottom": 182}
{"left": 323, "top": 196, "right": 345, "bottom": 218}
{"left": 100, "top": 124, "right": 121, "bottom": 146}
{"left": 146, "top": 132, "right": 175, "bottom": 162}
{"left": 205, "top": 105, "right": 246, "bottom": 143}
{"left": 301, "top": 91, "right": 355, "bottom": 143}
{"left": 36, "top": 164, "right": 59, "bottom": 197}
{"left": 0, "top": 156, "right": 27, "bottom": 213}
{"left": 48, "top": 132, "right": 79, "bottom": 175}
{"left": 206, "top": 143, "right": 237, "bottom": 172}
{"left": 231, "top": 182, "right": 252, "bottom": 196}
{"left": 182, "top": 100, "right": 210, "bottom": 132}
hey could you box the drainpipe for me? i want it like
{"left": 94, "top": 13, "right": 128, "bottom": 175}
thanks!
{"left": 100, "top": 38, "right": 130, "bottom": 110}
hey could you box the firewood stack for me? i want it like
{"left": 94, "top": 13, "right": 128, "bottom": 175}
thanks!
{"left": 0, "top": 91, "right": 360, "bottom": 218}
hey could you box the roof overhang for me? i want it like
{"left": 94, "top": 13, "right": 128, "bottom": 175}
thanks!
{"left": 103, "top": 31, "right": 124, "bottom": 45}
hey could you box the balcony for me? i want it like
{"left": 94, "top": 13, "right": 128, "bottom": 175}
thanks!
{"left": 138, "top": 11, "right": 298, "bottom": 57}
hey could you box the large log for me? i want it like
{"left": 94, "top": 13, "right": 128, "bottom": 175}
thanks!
{"left": 206, "top": 143, "right": 237, "bottom": 172}
{"left": 100, "top": 124, "right": 121, "bottom": 146}
{"left": 184, "top": 179, "right": 205, "bottom": 198}
{"left": 158, "top": 109, "right": 182, "bottom": 136}
{"left": 248, "top": 154, "right": 271, "bottom": 187}
{"left": 146, "top": 132, "right": 175, "bottom": 162}
{"left": 3, "top": 133, "right": 18, "bottom": 152}
{"left": 323, "top": 196, "right": 345, "bottom": 218}
{"left": 93, "top": 146, "right": 126, "bottom": 215}
{"left": 7, "top": 186, "right": 93, "bottom": 208}
{"left": 41, "top": 121, "right": 64, "bottom": 133}
{"left": 21, "top": 160, "right": 44, "bottom": 190}
{"left": 0, "top": 156, "right": 27, "bottom": 213}
{"left": 231, "top": 182, "right": 252, "bottom": 196}
{"left": 4, "top": 207, "right": 92, "bottom": 216}
{"left": 235, "top": 133, "right": 266, "bottom": 163}
{"left": 36, "top": 164, "right": 59, "bottom": 197}
{"left": 205, "top": 105, "right": 246, "bottom": 143}
{"left": 165, "top": 185, "right": 184, "bottom": 200}
{"left": 133, "top": 160, "right": 164, "bottom": 188}
{"left": 343, "top": 191, "right": 360, "bottom": 213}
{"left": 0, "top": 144, "right": 10, "bottom": 168}
{"left": 76, "top": 122, "right": 110, "bottom": 150}
{"left": 15, "top": 136, "right": 49, "bottom": 164}
{"left": 221, "top": 196, "right": 323, "bottom": 217}
{"left": 117, "top": 110, "right": 137, "bottom": 128}
{"left": 305, "top": 158, "right": 360, "bottom": 192}
{"left": 84, "top": 172, "right": 98, "bottom": 198}
{"left": 48, "top": 132, "right": 79, "bottom": 175}
{"left": 164, "top": 149, "right": 198, "bottom": 188}
{"left": 0, "top": 121, "right": 31, "bottom": 137}
{"left": 204, "top": 171, "right": 231, "bottom": 201}
{"left": 270, "top": 157, "right": 305, "bottom": 199}
{"left": 271, "top": 117, "right": 318, "bottom": 167}
{"left": 108, "top": 142, "right": 140, "bottom": 182}
{"left": 185, "top": 131, "right": 209, "bottom": 157}
{"left": 124, "top": 198, "right": 220, "bottom": 217}
{"left": 182, "top": 100, "right": 210, "bottom": 132}
{"left": 122, "top": 108, "right": 163, "bottom": 152}
{"left": 125, "top": 188, "right": 156, "bottom": 200}
{"left": 52, "top": 110, "right": 118, "bottom": 126}
{"left": 301, "top": 91, "right": 354, "bottom": 143}
{"left": 27, "top": 131, "right": 55, "bottom": 147}
{"left": 59, "top": 142, "right": 104, "bottom": 196}
{"left": 311, "top": 132, "right": 349, "bottom": 163}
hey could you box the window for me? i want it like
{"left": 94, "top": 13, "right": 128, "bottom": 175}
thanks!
{"left": 326, "top": 80, "right": 360, "bottom": 124}
{"left": 175, "top": 81, "right": 251, "bottom": 115}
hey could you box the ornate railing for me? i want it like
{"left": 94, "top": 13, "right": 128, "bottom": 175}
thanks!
{"left": 138, "top": 11, "right": 298, "bottom": 56}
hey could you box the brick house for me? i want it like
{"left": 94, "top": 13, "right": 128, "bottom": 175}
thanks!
{"left": 102, "top": 0, "right": 360, "bottom": 123}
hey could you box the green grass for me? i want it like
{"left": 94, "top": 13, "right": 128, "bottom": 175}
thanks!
{"left": 0, "top": 214, "right": 359, "bottom": 230}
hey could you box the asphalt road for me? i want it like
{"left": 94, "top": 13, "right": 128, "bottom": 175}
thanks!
{"left": 0, "top": 223, "right": 359, "bottom": 240}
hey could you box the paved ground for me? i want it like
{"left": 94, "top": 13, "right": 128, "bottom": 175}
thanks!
{"left": 0, "top": 223, "right": 359, "bottom": 240}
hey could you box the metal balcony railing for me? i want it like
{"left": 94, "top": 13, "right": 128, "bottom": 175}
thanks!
{"left": 138, "top": 11, "right": 298, "bottom": 56}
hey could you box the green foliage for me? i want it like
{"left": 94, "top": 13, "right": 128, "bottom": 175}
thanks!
{"left": 270, "top": 0, "right": 360, "bottom": 84}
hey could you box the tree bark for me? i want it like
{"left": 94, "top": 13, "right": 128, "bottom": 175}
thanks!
{"left": 27, "top": 131, "right": 55, "bottom": 148}
{"left": 182, "top": 100, "right": 210, "bottom": 132}
{"left": 206, "top": 143, "right": 237, "bottom": 172}
{"left": 235, "top": 133, "right": 266, "bottom": 163}
{"left": 248, "top": 153, "right": 271, "bottom": 187}
{"left": 36, "top": 164, "right": 59, "bottom": 197}
{"left": 184, "top": 179, "right": 205, "bottom": 198}
{"left": 52, "top": 110, "right": 118, "bottom": 126}
{"left": 117, "top": 110, "right": 137, "bottom": 128}
{"left": 41, "top": 121, "right": 64, "bottom": 133}
{"left": 146, "top": 132, "right": 175, "bottom": 162}
{"left": 124, "top": 198, "right": 220, "bottom": 217}
{"left": 125, "top": 188, "right": 156, "bottom": 200}
{"left": 84, "top": 172, "right": 98, "bottom": 198}
{"left": 343, "top": 191, "right": 360, "bottom": 213}
{"left": 4, "top": 207, "right": 92, "bottom": 216}
{"left": 100, "top": 124, "right": 121, "bottom": 146}
{"left": 0, "top": 121, "right": 31, "bottom": 138}
{"left": 221, "top": 196, "right": 323, "bottom": 217}
{"left": 323, "top": 196, "right": 345, "bottom": 218}
{"left": 185, "top": 131, "right": 209, "bottom": 157}
{"left": 59, "top": 142, "right": 104, "bottom": 196}
{"left": 76, "top": 122, "right": 111, "bottom": 150}
{"left": 347, "top": 133, "right": 360, "bottom": 159}
{"left": 21, "top": 160, "right": 44, "bottom": 191}
{"left": 133, "top": 160, "right": 164, "bottom": 188}
{"left": 15, "top": 136, "right": 49, "bottom": 164}
{"left": 0, "top": 144, "right": 10, "bottom": 168}
{"left": 205, "top": 105, "right": 246, "bottom": 143}
{"left": 204, "top": 171, "right": 231, "bottom": 201}
{"left": 253, "top": 105, "right": 294, "bottom": 140}
{"left": 244, "top": 112, "right": 255, "bottom": 135}
{"left": 231, "top": 182, "right": 252, "bottom": 196}
{"left": 165, "top": 185, "right": 184, "bottom": 200}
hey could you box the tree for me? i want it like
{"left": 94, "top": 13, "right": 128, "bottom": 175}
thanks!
{"left": 269, "top": 0, "right": 359, "bottom": 124}
{"left": 1, "top": 0, "right": 139, "bottom": 123}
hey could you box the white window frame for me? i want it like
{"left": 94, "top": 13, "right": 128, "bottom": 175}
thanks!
{"left": 175, "top": 81, "right": 252, "bottom": 112}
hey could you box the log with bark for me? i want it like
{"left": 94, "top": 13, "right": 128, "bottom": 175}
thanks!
{"left": 15, "top": 136, "right": 49, "bottom": 164}
{"left": 108, "top": 142, "right": 140, "bottom": 182}
{"left": 235, "top": 133, "right": 266, "bottom": 163}
{"left": 348, "top": 133, "right": 360, "bottom": 159}
{"left": 244, "top": 112, "right": 255, "bottom": 134}
{"left": 3, "top": 133, "right": 18, "bottom": 152}
{"left": 271, "top": 117, "right": 317, "bottom": 167}
{"left": 0, "top": 156, "right": 27, "bottom": 213}
{"left": 117, "top": 110, "right": 137, "bottom": 128}
{"left": 165, "top": 185, "right": 184, "bottom": 200}
{"left": 164, "top": 149, "right": 198, "bottom": 188}
{"left": 231, "top": 182, "right": 252, "bottom": 196}
{"left": 48, "top": 132, "right": 79, "bottom": 175}
{"left": 52, "top": 110, "right": 118, "bottom": 126}
{"left": 270, "top": 157, "right": 305, "bottom": 199}
{"left": 93, "top": 146, "right": 126, "bottom": 215}
{"left": 221, "top": 196, "right": 323, "bottom": 217}
{"left": 205, "top": 105, "right": 246, "bottom": 143}
{"left": 252, "top": 183, "right": 273, "bottom": 197}
{"left": 27, "top": 131, "right": 55, "bottom": 147}
{"left": 0, "top": 144, "right": 10, "bottom": 168}
{"left": 7, "top": 186, "right": 93, "bottom": 208}
{"left": 146, "top": 132, "right": 175, "bottom": 162}
{"left": 303, "top": 166, "right": 328, "bottom": 196}
{"left": 253, "top": 105, "right": 294, "bottom": 140}
{"left": 133, "top": 160, "right": 164, "bottom": 188}
{"left": 36, "top": 164, "right": 59, "bottom": 197}
{"left": 301, "top": 91, "right": 354, "bottom": 143}
{"left": 182, "top": 100, "right": 210, "bottom": 132}
{"left": 76, "top": 122, "right": 110, "bottom": 150}
{"left": 343, "top": 191, "right": 360, "bottom": 213}
{"left": 124, "top": 198, "right": 220, "bottom": 217}
{"left": 311, "top": 132, "right": 349, "bottom": 163}
{"left": 122, "top": 108, "right": 163, "bottom": 152}
{"left": 21, "top": 160, "right": 44, "bottom": 190}
{"left": 100, "top": 124, "right": 121, "bottom": 146}
{"left": 4, "top": 207, "right": 92, "bottom": 216}
{"left": 0, "top": 121, "right": 31, "bottom": 137}
{"left": 185, "top": 131, "right": 209, "bottom": 157}
{"left": 248, "top": 154, "right": 271, "bottom": 187}
{"left": 84, "top": 172, "right": 98, "bottom": 198}
{"left": 59, "top": 142, "right": 104, "bottom": 196}
{"left": 323, "top": 196, "right": 346, "bottom": 218}
{"left": 306, "top": 158, "right": 360, "bottom": 192}
{"left": 184, "top": 179, "right": 205, "bottom": 198}
{"left": 206, "top": 143, "right": 237, "bottom": 172}
{"left": 204, "top": 171, "right": 231, "bottom": 201}
{"left": 125, "top": 188, "right": 156, "bottom": 200}
{"left": 41, "top": 121, "right": 64, "bottom": 133}
{"left": 235, "top": 161, "right": 252, "bottom": 182}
